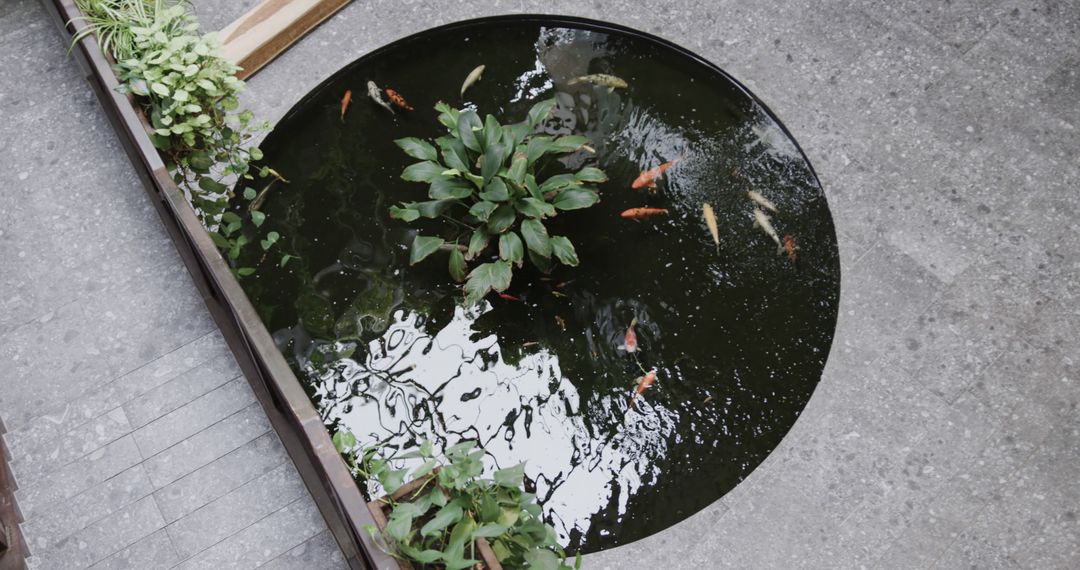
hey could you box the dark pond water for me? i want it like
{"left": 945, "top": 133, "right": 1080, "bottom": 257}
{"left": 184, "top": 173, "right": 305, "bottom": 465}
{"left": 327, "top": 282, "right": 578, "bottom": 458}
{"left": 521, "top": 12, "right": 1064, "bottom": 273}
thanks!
{"left": 240, "top": 17, "right": 840, "bottom": 554}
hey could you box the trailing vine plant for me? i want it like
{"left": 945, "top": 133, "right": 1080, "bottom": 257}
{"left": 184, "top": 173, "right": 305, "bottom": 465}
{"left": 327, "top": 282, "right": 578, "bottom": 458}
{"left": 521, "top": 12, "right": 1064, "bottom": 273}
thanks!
{"left": 334, "top": 433, "right": 580, "bottom": 570}
{"left": 390, "top": 99, "right": 605, "bottom": 305}
{"left": 72, "top": 0, "right": 289, "bottom": 276}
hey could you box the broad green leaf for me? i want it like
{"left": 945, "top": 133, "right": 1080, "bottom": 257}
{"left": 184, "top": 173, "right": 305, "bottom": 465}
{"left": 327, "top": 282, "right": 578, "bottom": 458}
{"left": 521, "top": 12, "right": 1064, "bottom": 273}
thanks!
{"left": 549, "top": 236, "right": 580, "bottom": 266}
{"left": 493, "top": 463, "right": 526, "bottom": 488}
{"left": 416, "top": 199, "right": 455, "bottom": 218}
{"left": 486, "top": 204, "right": 517, "bottom": 234}
{"left": 526, "top": 98, "right": 557, "bottom": 129}
{"left": 279, "top": 254, "right": 294, "bottom": 268}
{"left": 550, "top": 135, "right": 589, "bottom": 153}
{"left": 332, "top": 430, "right": 356, "bottom": 453}
{"left": 523, "top": 548, "right": 561, "bottom": 570}
{"left": 209, "top": 231, "right": 230, "bottom": 249}
{"left": 420, "top": 502, "right": 463, "bottom": 537}
{"left": 464, "top": 261, "right": 512, "bottom": 305}
{"left": 429, "top": 176, "right": 473, "bottom": 200}
{"left": 378, "top": 467, "right": 407, "bottom": 495}
{"left": 235, "top": 267, "right": 255, "bottom": 277}
{"left": 520, "top": 218, "right": 552, "bottom": 258}
{"left": 472, "top": 523, "right": 509, "bottom": 538}
{"left": 401, "top": 161, "right": 445, "bottom": 183}
{"left": 435, "top": 101, "right": 460, "bottom": 130}
{"left": 441, "top": 540, "right": 479, "bottom": 570}
{"left": 499, "top": 232, "right": 524, "bottom": 267}
{"left": 410, "top": 236, "right": 445, "bottom": 265}
{"left": 467, "top": 228, "right": 490, "bottom": 260}
{"left": 478, "top": 178, "right": 510, "bottom": 202}
{"left": 574, "top": 166, "right": 608, "bottom": 183}
{"left": 528, "top": 246, "right": 554, "bottom": 274}
{"left": 514, "top": 197, "right": 556, "bottom": 219}
{"left": 524, "top": 174, "right": 542, "bottom": 200}
{"left": 438, "top": 136, "right": 471, "bottom": 172}
{"left": 463, "top": 171, "right": 485, "bottom": 190}
{"left": 385, "top": 509, "right": 414, "bottom": 541}
{"left": 502, "top": 123, "right": 529, "bottom": 149}
{"left": 457, "top": 110, "right": 483, "bottom": 151}
{"left": 526, "top": 136, "right": 553, "bottom": 165}
{"left": 552, "top": 187, "right": 600, "bottom": 211}
{"left": 250, "top": 210, "right": 266, "bottom": 227}
{"left": 197, "top": 176, "right": 227, "bottom": 194}
{"left": 448, "top": 247, "right": 467, "bottom": 282}
{"left": 394, "top": 137, "right": 438, "bottom": 161}
{"left": 481, "top": 142, "right": 509, "bottom": 183}
{"left": 389, "top": 205, "right": 420, "bottom": 222}
{"left": 479, "top": 494, "right": 501, "bottom": 523}
{"left": 411, "top": 458, "right": 438, "bottom": 479}
{"left": 506, "top": 152, "right": 528, "bottom": 185}
{"left": 398, "top": 543, "right": 442, "bottom": 564}
{"left": 481, "top": 114, "right": 502, "bottom": 153}
{"left": 242, "top": 187, "right": 256, "bottom": 200}
{"left": 221, "top": 212, "right": 242, "bottom": 224}
{"left": 448, "top": 515, "right": 477, "bottom": 550}
{"left": 468, "top": 200, "right": 498, "bottom": 222}
{"left": 539, "top": 173, "right": 579, "bottom": 195}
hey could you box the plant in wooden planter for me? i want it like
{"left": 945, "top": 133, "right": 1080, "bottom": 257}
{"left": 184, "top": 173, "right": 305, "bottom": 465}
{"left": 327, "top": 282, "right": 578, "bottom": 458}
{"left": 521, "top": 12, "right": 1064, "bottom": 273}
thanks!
{"left": 72, "top": 0, "right": 291, "bottom": 276}
{"left": 338, "top": 436, "right": 580, "bottom": 570}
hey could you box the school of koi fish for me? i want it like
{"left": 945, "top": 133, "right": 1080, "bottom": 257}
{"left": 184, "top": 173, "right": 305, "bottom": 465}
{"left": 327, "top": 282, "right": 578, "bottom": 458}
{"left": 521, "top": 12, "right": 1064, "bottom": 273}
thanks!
{"left": 339, "top": 66, "right": 800, "bottom": 416}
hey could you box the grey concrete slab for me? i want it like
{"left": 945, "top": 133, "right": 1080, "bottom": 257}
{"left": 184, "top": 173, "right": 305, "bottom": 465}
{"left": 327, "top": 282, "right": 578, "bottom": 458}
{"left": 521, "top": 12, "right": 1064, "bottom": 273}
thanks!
{"left": 153, "top": 432, "right": 287, "bottom": 524}
{"left": 131, "top": 378, "right": 255, "bottom": 459}
{"left": 122, "top": 351, "right": 241, "bottom": 429}
{"left": 141, "top": 403, "right": 271, "bottom": 489}
{"left": 165, "top": 462, "right": 308, "bottom": 558}
{"left": 259, "top": 530, "right": 349, "bottom": 570}
{"left": 27, "top": 496, "right": 164, "bottom": 570}
{"left": 11, "top": 407, "right": 132, "bottom": 482}
{"left": 172, "top": 498, "right": 326, "bottom": 570}
{"left": 86, "top": 530, "right": 182, "bottom": 570}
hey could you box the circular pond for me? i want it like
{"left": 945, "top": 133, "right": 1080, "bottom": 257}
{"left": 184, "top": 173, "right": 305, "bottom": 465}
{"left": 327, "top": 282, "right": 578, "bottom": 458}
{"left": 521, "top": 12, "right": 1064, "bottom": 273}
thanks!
{"left": 242, "top": 16, "right": 840, "bottom": 554}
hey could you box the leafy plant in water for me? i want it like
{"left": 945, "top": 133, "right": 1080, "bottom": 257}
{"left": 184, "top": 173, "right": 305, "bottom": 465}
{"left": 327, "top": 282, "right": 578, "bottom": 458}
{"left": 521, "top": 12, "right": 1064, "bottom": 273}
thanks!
{"left": 390, "top": 99, "right": 605, "bottom": 305}
{"left": 73, "top": 0, "right": 289, "bottom": 277}
{"left": 334, "top": 434, "right": 580, "bottom": 570}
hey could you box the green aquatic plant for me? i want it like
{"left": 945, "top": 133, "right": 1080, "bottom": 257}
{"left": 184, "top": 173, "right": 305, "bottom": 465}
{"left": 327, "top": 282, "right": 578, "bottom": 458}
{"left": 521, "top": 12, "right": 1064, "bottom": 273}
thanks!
{"left": 334, "top": 434, "right": 580, "bottom": 570}
{"left": 72, "top": 0, "right": 288, "bottom": 277}
{"left": 390, "top": 99, "right": 605, "bottom": 306}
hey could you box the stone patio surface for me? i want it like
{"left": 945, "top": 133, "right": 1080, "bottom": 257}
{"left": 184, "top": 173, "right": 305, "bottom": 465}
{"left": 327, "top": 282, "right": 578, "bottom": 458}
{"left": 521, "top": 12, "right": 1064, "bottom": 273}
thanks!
{"left": 1, "top": 0, "right": 1077, "bottom": 568}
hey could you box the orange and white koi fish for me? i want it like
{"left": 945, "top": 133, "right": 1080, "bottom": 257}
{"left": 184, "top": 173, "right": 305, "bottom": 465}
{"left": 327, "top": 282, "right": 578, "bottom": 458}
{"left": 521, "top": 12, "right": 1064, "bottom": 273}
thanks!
{"left": 620, "top": 207, "right": 669, "bottom": 220}
{"left": 340, "top": 90, "right": 352, "bottom": 122}
{"left": 782, "top": 234, "right": 798, "bottom": 262}
{"left": 628, "top": 369, "right": 658, "bottom": 409}
{"left": 631, "top": 157, "right": 682, "bottom": 190}
{"left": 617, "top": 317, "right": 638, "bottom": 353}
{"left": 385, "top": 88, "right": 414, "bottom": 111}
{"left": 367, "top": 81, "right": 394, "bottom": 114}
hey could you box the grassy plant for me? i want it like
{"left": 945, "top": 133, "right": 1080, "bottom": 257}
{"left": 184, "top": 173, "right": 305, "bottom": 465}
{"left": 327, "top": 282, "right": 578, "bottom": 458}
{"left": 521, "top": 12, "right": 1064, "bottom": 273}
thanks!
{"left": 391, "top": 99, "right": 605, "bottom": 305}
{"left": 72, "top": 0, "right": 289, "bottom": 276}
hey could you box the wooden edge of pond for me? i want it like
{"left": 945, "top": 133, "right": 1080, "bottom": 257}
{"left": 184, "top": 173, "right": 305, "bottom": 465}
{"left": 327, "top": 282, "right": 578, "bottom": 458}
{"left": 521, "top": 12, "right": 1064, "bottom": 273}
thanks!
{"left": 217, "top": 0, "right": 352, "bottom": 80}
{"left": 1, "top": 416, "right": 28, "bottom": 570}
{"left": 38, "top": 1, "right": 395, "bottom": 569}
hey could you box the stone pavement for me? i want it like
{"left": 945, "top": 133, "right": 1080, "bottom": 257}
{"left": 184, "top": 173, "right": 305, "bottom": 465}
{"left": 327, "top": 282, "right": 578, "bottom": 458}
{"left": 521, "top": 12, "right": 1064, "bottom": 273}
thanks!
{"left": 1, "top": 0, "right": 1077, "bottom": 568}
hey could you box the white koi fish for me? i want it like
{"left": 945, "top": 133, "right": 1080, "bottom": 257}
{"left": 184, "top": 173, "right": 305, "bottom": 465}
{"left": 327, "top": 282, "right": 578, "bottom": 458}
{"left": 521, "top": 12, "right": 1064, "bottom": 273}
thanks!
{"left": 752, "top": 208, "right": 782, "bottom": 250}
{"left": 747, "top": 190, "right": 778, "bottom": 212}
{"left": 461, "top": 64, "right": 485, "bottom": 98}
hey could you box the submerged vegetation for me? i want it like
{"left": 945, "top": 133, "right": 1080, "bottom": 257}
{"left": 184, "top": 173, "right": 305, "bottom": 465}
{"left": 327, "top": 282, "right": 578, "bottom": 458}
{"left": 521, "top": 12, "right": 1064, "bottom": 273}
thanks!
{"left": 335, "top": 434, "right": 579, "bottom": 570}
{"left": 72, "top": 0, "right": 288, "bottom": 276}
{"left": 390, "top": 99, "right": 606, "bottom": 306}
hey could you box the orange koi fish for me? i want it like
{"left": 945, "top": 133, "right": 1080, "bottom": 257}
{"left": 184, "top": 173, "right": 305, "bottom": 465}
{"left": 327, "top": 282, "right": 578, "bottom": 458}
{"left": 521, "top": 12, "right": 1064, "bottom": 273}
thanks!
{"left": 782, "top": 234, "right": 798, "bottom": 263}
{"left": 617, "top": 317, "right": 638, "bottom": 353}
{"left": 620, "top": 207, "right": 669, "bottom": 220}
{"left": 385, "top": 88, "right": 415, "bottom": 111}
{"left": 340, "top": 90, "right": 352, "bottom": 122}
{"left": 628, "top": 369, "right": 658, "bottom": 409}
{"left": 632, "top": 157, "right": 682, "bottom": 190}
{"left": 497, "top": 292, "right": 521, "bottom": 302}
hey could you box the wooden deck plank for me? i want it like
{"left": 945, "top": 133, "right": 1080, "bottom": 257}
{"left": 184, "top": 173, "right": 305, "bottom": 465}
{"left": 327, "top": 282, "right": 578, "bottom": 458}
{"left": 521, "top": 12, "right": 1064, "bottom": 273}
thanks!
{"left": 217, "top": 0, "right": 351, "bottom": 80}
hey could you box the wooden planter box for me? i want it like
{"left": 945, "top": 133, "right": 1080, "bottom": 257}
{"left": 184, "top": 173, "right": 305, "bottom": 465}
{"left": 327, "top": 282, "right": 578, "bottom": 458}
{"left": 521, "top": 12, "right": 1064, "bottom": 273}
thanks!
{"left": 366, "top": 472, "right": 503, "bottom": 570}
